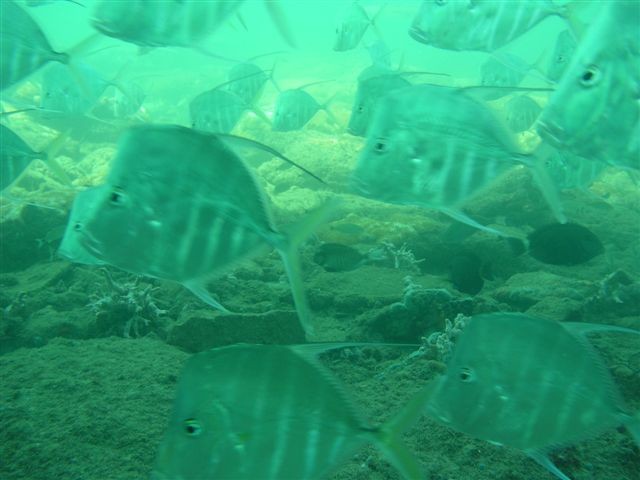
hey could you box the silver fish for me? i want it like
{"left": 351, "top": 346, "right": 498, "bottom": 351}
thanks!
{"left": 409, "top": 0, "right": 566, "bottom": 52}
{"left": 0, "top": 0, "right": 69, "bottom": 91}
{"left": 424, "top": 312, "right": 640, "bottom": 480}
{"left": 537, "top": 2, "right": 640, "bottom": 171}
{"left": 545, "top": 149, "right": 606, "bottom": 192}
{"left": 227, "top": 62, "right": 272, "bottom": 106}
{"left": 272, "top": 84, "right": 336, "bottom": 132}
{"left": 479, "top": 53, "right": 531, "bottom": 100}
{"left": 189, "top": 88, "right": 249, "bottom": 134}
{"left": 152, "top": 343, "right": 426, "bottom": 480}
{"left": 333, "top": 2, "right": 383, "bottom": 52}
{"left": 73, "top": 125, "right": 328, "bottom": 334}
{"left": 546, "top": 29, "right": 577, "bottom": 83}
{"left": 58, "top": 186, "right": 105, "bottom": 265}
{"left": 1, "top": 124, "right": 45, "bottom": 190}
{"left": 351, "top": 84, "right": 564, "bottom": 235}
{"left": 503, "top": 94, "right": 542, "bottom": 133}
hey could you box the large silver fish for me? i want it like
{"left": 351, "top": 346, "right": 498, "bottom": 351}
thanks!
{"left": 409, "top": 0, "right": 567, "bottom": 52}
{"left": 351, "top": 84, "right": 564, "bottom": 235}
{"left": 0, "top": 0, "right": 68, "bottom": 91}
{"left": 537, "top": 2, "right": 640, "bottom": 171}
{"left": 152, "top": 343, "right": 427, "bottom": 480}
{"left": 72, "top": 125, "right": 329, "bottom": 334}
{"left": 424, "top": 312, "right": 640, "bottom": 480}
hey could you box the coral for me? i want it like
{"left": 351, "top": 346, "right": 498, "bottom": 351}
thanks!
{"left": 422, "top": 313, "right": 469, "bottom": 362}
{"left": 367, "top": 242, "right": 425, "bottom": 272}
{"left": 87, "top": 269, "right": 167, "bottom": 338}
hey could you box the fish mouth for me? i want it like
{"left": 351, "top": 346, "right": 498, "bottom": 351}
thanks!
{"left": 408, "top": 27, "right": 430, "bottom": 45}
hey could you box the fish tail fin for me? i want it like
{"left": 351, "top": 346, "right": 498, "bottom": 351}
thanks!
{"left": 42, "top": 129, "right": 73, "bottom": 185}
{"left": 528, "top": 450, "right": 571, "bottom": 480}
{"left": 276, "top": 200, "right": 339, "bottom": 338}
{"left": 372, "top": 382, "right": 435, "bottom": 480}
{"left": 320, "top": 94, "right": 340, "bottom": 127}
{"left": 250, "top": 106, "right": 272, "bottom": 127}
{"left": 370, "top": 3, "right": 389, "bottom": 42}
{"left": 627, "top": 412, "right": 640, "bottom": 447}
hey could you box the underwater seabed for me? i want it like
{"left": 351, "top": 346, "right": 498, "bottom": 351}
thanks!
{"left": 1, "top": 112, "right": 639, "bottom": 479}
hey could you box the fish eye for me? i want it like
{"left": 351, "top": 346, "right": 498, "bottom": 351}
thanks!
{"left": 109, "top": 188, "right": 127, "bottom": 206}
{"left": 357, "top": 105, "right": 364, "bottom": 113}
{"left": 73, "top": 222, "right": 82, "bottom": 232}
{"left": 183, "top": 418, "right": 202, "bottom": 437}
{"left": 579, "top": 65, "right": 601, "bottom": 87}
{"left": 458, "top": 367, "right": 474, "bottom": 382}
{"left": 435, "top": 0, "right": 447, "bottom": 5}
{"left": 373, "top": 138, "right": 387, "bottom": 153}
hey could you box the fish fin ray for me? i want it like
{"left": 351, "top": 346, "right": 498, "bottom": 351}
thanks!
{"left": 184, "top": 281, "right": 231, "bottom": 313}
{"left": 527, "top": 450, "right": 571, "bottom": 480}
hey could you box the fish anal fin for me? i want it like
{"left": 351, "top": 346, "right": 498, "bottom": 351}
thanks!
{"left": 184, "top": 281, "right": 232, "bottom": 313}
{"left": 527, "top": 450, "right": 572, "bottom": 480}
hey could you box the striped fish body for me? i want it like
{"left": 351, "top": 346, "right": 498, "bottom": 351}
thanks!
{"left": 1, "top": 124, "right": 44, "bottom": 190}
{"left": 426, "top": 313, "right": 632, "bottom": 452}
{"left": 227, "top": 62, "right": 269, "bottom": 106}
{"left": 91, "top": 0, "right": 241, "bottom": 48}
{"left": 537, "top": 2, "right": 640, "bottom": 171}
{"left": 409, "top": 0, "right": 564, "bottom": 52}
{"left": 504, "top": 95, "right": 542, "bottom": 133}
{"left": 545, "top": 150, "right": 606, "bottom": 192}
{"left": 272, "top": 89, "right": 322, "bottom": 131}
{"left": 190, "top": 88, "right": 247, "bottom": 134}
{"left": 348, "top": 70, "right": 411, "bottom": 137}
{"left": 333, "top": 2, "right": 372, "bottom": 52}
{"left": 352, "top": 84, "right": 522, "bottom": 212}
{"left": 77, "top": 125, "right": 273, "bottom": 284}
{"left": 1, "top": 0, "right": 68, "bottom": 91}
{"left": 153, "top": 344, "right": 413, "bottom": 480}
{"left": 546, "top": 29, "right": 577, "bottom": 83}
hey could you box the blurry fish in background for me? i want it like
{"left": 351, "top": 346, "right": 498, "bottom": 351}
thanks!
{"left": 424, "top": 312, "right": 640, "bottom": 480}
{"left": 58, "top": 186, "right": 106, "bottom": 265}
{"left": 91, "top": 0, "right": 296, "bottom": 50}
{"left": 226, "top": 59, "right": 279, "bottom": 107}
{"left": 537, "top": 2, "right": 640, "bottom": 171}
{"left": 479, "top": 53, "right": 540, "bottom": 100}
{"left": 365, "top": 40, "right": 393, "bottom": 68}
{"left": 312, "top": 242, "right": 368, "bottom": 272}
{"left": 546, "top": 29, "right": 577, "bottom": 83}
{"left": 545, "top": 149, "right": 606, "bottom": 193}
{"left": 333, "top": 2, "right": 385, "bottom": 52}
{"left": 526, "top": 222, "right": 604, "bottom": 266}
{"left": 93, "top": 81, "right": 147, "bottom": 121}
{"left": 70, "top": 125, "right": 330, "bottom": 334}
{"left": 0, "top": 123, "right": 70, "bottom": 190}
{"left": 24, "top": 0, "right": 84, "bottom": 6}
{"left": 351, "top": 83, "right": 565, "bottom": 236}
{"left": 1, "top": 0, "right": 69, "bottom": 91}
{"left": 409, "top": 0, "right": 569, "bottom": 52}
{"left": 152, "top": 343, "right": 426, "bottom": 480}
{"left": 190, "top": 87, "right": 251, "bottom": 134}
{"left": 272, "top": 82, "right": 338, "bottom": 132}
{"left": 503, "top": 95, "right": 542, "bottom": 134}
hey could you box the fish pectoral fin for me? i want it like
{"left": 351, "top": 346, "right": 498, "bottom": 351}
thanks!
{"left": 527, "top": 450, "right": 571, "bottom": 480}
{"left": 184, "top": 281, "right": 232, "bottom": 313}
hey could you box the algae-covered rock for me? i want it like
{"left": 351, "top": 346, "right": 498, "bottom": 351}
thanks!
{"left": 168, "top": 309, "right": 305, "bottom": 352}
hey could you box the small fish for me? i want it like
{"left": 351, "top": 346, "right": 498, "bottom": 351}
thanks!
{"left": 1, "top": 0, "right": 69, "bottom": 91}
{"left": 272, "top": 83, "right": 336, "bottom": 132}
{"left": 448, "top": 251, "right": 490, "bottom": 295}
{"left": 546, "top": 29, "right": 577, "bottom": 83}
{"left": 537, "top": 2, "right": 640, "bottom": 171}
{"left": 527, "top": 222, "right": 604, "bottom": 266}
{"left": 424, "top": 312, "right": 640, "bottom": 480}
{"left": 226, "top": 62, "right": 273, "bottom": 106}
{"left": 190, "top": 88, "right": 249, "bottom": 134}
{"left": 351, "top": 84, "right": 564, "bottom": 235}
{"left": 503, "top": 95, "right": 542, "bottom": 133}
{"left": 152, "top": 343, "right": 426, "bottom": 480}
{"left": 313, "top": 243, "right": 367, "bottom": 272}
{"left": 348, "top": 66, "right": 411, "bottom": 137}
{"left": 409, "top": 0, "right": 567, "bottom": 52}
{"left": 58, "top": 186, "right": 105, "bottom": 265}
{"left": 333, "top": 2, "right": 384, "bottom": 52}
{"left": 71, "top": 125, "right": 330, "bottom": 334}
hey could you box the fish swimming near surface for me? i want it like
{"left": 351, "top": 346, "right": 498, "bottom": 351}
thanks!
{"left": 0, "top": 0, "right": 70, "bottom": 91}
{"left": 503, "top": 95, "right": 542, "bottom": 134}
{"left": 409, "top": 0, "right": 568, "bottom": 52}
{"left": 423, "top": 312, "right": 640, "bottom": 480}
{"left": 272, "top": 82, "right": 337, "bottom": 132}
{"left": 537, "top": 2, "right": 640, "bottom": 171}
{"left": 351, "top": 83, "right": 565, "bottom": 235}
{"left": 312, "top": 242, "right": 368, "bottom": 272}
{"left": 71, "top": 125, "right": 329, "bottom": 335}
{"left": 333, "top": 2, "right": 385, "bottom": 52}
{"left": 152, "top": 343, "right": 427, "bottom": 480}
{"left": 546, "top": 29, "right": 577, "bottom": 83}
{"left": 526, "top": 222, "right": 604, "bottom": 266}
{"left": 91, "top": 0, "right": 296, "bottom": 49}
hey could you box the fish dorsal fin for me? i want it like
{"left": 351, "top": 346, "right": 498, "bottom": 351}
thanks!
{"left": 216, "top": 133, "right": 326, "bottom": 184}
{"left": 526, "top": 450, "right": 571, "bottom": 480}
{"left": 562, "top": 322, "right": 640, "bottom": 337}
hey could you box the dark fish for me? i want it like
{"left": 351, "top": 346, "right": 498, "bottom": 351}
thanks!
{"left": 313, "top": 243, "right": 366, "bottom": 272}
{"left": 546, "top": 29, "right": 577, "bottom": 83}
{"left": 71, "top": 125, "right": 330, "bottom": 334}
{"left": 527, "top": 222, "right": 604, "bottom": 266}
{"left": 333, "top": 2, "right": 384, "bottom": 52}
{"left": 503, "top": 95, "right": 542, "bottom": 133}
{"left": 351, "top": 83, "right": 565, "bottom": 235}
{"left": 424, "top": 312, "right": 640, "bottom": 480}
{"left": 272, "top": 84, "right": 336, "bottom": 132}
{"left": 448, "top": 252, "right": 488, "bottom": 295}
{"left": 1, "top": 0, "right": 69, "bottom": 91}
{"left": 152, "top": 343, "right": 426, "bottom": 480}
{"left": 409, "top": 0, "right": 567, "bottom": 52}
